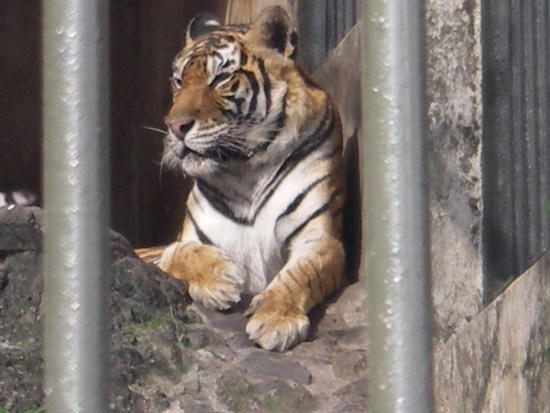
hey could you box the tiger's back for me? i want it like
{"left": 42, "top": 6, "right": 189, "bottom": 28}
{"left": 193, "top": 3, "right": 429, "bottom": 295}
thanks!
{"left": 140, "top": 6, "right": 345, "bottom": 351}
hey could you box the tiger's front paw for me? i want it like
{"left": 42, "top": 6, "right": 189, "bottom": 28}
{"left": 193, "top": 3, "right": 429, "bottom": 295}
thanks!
{"left": 187, "top": 260, "right": 243, "bottom": 310}
{"left": 160, "top": 243, "right": 244, "bottom": 310}
{"left": 245, "top": 291, "right": 310, "bottom": 352}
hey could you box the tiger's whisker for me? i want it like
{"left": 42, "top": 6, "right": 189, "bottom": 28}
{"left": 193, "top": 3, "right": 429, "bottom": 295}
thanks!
{"left": 141, "top": 125, "right": 168, "bottom": 135}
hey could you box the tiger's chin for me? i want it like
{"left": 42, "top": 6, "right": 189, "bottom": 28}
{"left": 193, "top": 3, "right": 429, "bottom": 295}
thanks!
{"left": 180, "top": 157, "right": 223, "bottom": 179}
{"left": 162, "top": 148, "right": 217, "bottom": 178}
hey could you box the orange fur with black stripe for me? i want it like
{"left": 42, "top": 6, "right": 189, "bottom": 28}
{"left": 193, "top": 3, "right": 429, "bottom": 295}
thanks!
{"left": 137, "top": 6, "right": 344, "bottom": 351}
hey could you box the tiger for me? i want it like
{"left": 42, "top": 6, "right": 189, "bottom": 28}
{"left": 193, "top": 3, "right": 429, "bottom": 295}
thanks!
{"left": 138, "top": 6, "right": 345, "bottom": 351}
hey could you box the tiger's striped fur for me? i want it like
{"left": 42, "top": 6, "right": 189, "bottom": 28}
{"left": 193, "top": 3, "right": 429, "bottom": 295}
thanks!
{"left": 140, "top": 6, "right": 345, "bottom": 351}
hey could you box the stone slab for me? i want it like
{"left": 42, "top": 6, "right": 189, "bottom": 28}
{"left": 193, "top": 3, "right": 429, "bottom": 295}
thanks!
{"left": 434, "top": 251, "right": 550, "bottom": 412}
{"left": 425, "top": 0, "right": 484, "bottom": 341}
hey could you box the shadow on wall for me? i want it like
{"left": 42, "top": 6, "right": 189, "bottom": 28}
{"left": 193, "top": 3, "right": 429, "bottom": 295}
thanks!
{"left": 343, "top": 128, "right": 362, "bottom": 281}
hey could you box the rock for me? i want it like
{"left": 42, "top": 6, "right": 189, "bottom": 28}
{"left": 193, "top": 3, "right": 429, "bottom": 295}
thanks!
{"left": 334, "top": 376, "right": 368, "bottom": 406}
{"left": 0, "top": 247, "right": 43, "bottom": 412}
{"left": 0, "top": 207, "right": 368, "bottom": 412}
{"left": 332, "top": 350, "right": 367, "bottom": 380}
{"left": 238, "top": 351, "right": 312, "bottom": 385}
{"left": 0, "top": 206, "right": 42, "bottom": 252}
{"left": 215, "top": 372, "right": 318, "bottom": 413}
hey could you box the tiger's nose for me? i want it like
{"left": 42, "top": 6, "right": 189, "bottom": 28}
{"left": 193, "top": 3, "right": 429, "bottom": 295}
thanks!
{"left": 167, "top": 119, "right": 195, "bottom": 140}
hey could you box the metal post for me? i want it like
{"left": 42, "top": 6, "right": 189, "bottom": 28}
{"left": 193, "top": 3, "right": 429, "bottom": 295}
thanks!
{"left": 361, "top": 1, "right": 433, "bottom": 412}
{"left": 42, "top": 0, "right": 110, "bottom": 411}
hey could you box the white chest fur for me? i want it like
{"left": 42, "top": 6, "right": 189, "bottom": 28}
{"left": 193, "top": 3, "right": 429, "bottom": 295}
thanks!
{"left": 189, "top": 188, "right": 286, "bottom": 293}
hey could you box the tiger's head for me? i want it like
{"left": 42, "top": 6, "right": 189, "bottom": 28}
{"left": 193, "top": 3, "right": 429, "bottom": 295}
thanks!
{"left": 162, "top": 6, "right": 299, "bottom": 178}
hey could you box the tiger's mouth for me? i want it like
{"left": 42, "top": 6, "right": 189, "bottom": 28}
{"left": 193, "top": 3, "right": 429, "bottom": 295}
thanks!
{"left": 173, "top": 143, "right": 251, "bottom": 163}
{"left": 166, "top": 136, "right": 203, "bottom": 159}
{"left": 203, "top": 146, "right": 251, "bottom": 162}
{"left": 179, "top": 145, "right": 201, "bottom": 159}
{"left": 167, "top": 131, "right": 253, "bottom": 164}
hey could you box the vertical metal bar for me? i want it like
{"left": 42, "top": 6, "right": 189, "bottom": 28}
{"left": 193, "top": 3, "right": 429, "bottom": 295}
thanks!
{"left": 361, "top": 1, "right": 433, "bottom": 412}
{"left": 42, "top": 0, "right": 110, "bottom": 411}
{"left": 535, "top": 0, "right": 549, "bottom": 251}
{"left": 520, "top": 0, "right": 538, "bottom": 266}
{"left": 344, "top": 0, "right": 356, "bottom": 35}
{"left": 297, "top": 0, "right": 327, "bottom": 72}
{"left": 510, "top": 0, "right": 527, "bottom": 274}
{"left": 483, "top": 0, "right": 550, "bottom": 290}
{"left": 481, "top": 0, "right": 516, "bottom": 291}
{"left": 326, "top": 0, "right": 336, "bottom": 53}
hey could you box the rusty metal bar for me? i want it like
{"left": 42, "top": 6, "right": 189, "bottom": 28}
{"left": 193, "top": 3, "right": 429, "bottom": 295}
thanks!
{"left": 42, "top": 0, "right": 110, "bottom": 411}
{"left": 361, "top": 0, "right": 433, "bottom": 411}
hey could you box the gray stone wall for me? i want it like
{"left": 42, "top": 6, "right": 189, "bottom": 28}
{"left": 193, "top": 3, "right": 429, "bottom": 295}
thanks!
{"left": 434, "top": 251, "right": 550, "bottom": 412}
{"left": 425, "top": 2, "right": 550, "bottom": 411}
{"left": 319, "top": 0, "right": 485, "bottom": 343}
{"left": 315, "top": 0, "right": 487, "bottom": 347}
{"left": 425, "top": 0, "right": 484, "bottom": 341}
{"left": 315, "top": 0, "right": 486, "bottom": 344}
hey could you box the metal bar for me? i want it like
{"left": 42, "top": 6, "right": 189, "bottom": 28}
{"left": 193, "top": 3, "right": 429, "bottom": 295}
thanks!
{"left": 535, "top": 0, "right": 549, "bottom": 252}
{"left": 326, "top": 0, "right": 336, "bottom": 54}
{"left": 522, "top": 0, "right": 538, "bottom": 264}
{"left": 481, "top": 0, "right": 516, "bottom": 289}
{"left": 297, "top": 0, "right": 327, "bottom": 72}
{"left": 361, "top": 1, "right": 433, "bottom": 412}
{"left": 42, "top": 0, "right": 110, "bottom": 411}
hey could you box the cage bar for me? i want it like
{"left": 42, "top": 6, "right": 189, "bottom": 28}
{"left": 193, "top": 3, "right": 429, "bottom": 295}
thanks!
{"left": 361, "top": 0, "right": 434, "bottom": 411}
{"left": 42, "top": 0, "right": 110, "bottom": 411}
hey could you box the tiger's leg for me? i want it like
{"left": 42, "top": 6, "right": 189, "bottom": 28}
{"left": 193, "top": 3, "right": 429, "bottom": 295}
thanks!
{"left": 245, "top": 233, "right": 344, "bottom": 351}
{"left": 159, "top": 242, "right": 244, "bottom": 310}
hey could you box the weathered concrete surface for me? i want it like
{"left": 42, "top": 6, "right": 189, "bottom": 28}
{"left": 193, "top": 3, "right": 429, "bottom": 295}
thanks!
{"left": 425, "top": 0, "right": 484, "bottom": 341}
{"left": 0, "top": 207, "right": 367, "bottom": 412}
{"left": 315, "top": 1, "right": 485, "bottom": 343}
{"left": 314, "top": 1, "right": 485, "bottom": 343}
{"left": 434, "top": 251, "right": 550, "bottom": 413}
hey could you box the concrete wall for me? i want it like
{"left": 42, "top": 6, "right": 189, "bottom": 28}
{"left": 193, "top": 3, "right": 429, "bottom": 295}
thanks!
{"left": 311, "top": 0, "right": 487, "bottom": 341}
{"left": 312, "top": 0, "right": 486, "bottom": 341}
{"left": 425, "top": 0, "right": 485, "bottom": 341}
{"left": 426, "top": 2, "right": 550, "bottom": 410}
{"left": 322, "top": 5, "right": 550, "bottom": 411}
{"left": 434, "top": 250, "right": 550, "bottom": 412}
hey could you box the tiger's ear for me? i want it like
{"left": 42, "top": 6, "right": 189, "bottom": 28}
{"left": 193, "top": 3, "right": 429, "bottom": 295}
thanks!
{"left": 186, "top": 13, "right": 221, "bottom": 45}
{"left": 249, "top": 6, "right": 298, "bottom": 59}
